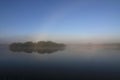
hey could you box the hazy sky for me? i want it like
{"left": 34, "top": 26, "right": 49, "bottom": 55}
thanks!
{"left": 0, "top": 0, "right": 120, "bottom": 43}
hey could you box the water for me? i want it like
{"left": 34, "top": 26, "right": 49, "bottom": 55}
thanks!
{"left": 0, "top": 45, "right": 120, "bottom": 79}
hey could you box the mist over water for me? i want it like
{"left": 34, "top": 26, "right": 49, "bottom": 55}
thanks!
{"left": 0, "top": 46, "right": 120, "bottom": 70}
{"left": 0, "top": 44, "right": 120, "bottom": 79}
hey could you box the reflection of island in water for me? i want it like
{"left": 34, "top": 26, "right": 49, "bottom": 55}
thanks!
{"left": 9, "top": 41, "right": 65, "bottom": 54}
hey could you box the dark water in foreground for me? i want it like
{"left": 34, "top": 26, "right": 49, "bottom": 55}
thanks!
{"left": 0, "top": 45, "right": 120, "bottom": 80}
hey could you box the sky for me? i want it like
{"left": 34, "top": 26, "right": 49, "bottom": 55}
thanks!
{"left": 0, "top": 0, "right": 120, "bottom": 44}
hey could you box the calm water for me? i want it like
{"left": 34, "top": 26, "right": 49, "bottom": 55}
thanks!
{"left": 0, "top": 45, "right": 120, "bottom": 79}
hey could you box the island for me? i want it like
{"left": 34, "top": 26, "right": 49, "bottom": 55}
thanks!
{"left": 9, "top": 41, "right": 66, "bottom": 53}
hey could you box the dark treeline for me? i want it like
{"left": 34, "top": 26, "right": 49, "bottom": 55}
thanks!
{"left": 9, "top": 41, "right": 65, "bottom": 53}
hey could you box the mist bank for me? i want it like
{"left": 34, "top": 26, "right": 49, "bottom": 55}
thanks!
{"left": 67, "top": 43, "right": 120, "bottom": 49}
{"left": 1, "top": 33, "right": 120, "bottom": 45}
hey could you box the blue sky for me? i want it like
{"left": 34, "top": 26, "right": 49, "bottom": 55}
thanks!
{"left": 0, "top": 0, "right": 120, "bottom": 43}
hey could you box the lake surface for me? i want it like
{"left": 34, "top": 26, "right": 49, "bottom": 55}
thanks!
{"left": 0, "top": 45, "right": 120, "bottom": 80}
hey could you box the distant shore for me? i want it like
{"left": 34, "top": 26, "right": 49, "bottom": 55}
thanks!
{"left": 9, "top": 41, "right": 66, "bottom": 53}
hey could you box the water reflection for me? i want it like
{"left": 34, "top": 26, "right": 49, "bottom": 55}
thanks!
{"left": 9, "top": 47, "right": 65, "bottom": 54}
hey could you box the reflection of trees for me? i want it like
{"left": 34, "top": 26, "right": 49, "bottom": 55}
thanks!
{"left": 9, "top": 41, "right": 65, "bottom": 54}
{"left": 37, "top": 48, "right": 64, "bottom": 54}
{"left": 10, "top": 48, "right": 65, "bottom": 54}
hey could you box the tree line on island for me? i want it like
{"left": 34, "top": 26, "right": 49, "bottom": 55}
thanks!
{"left": 9, "top": 41, "right": 66, "bottom": 53}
